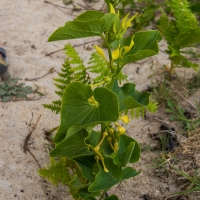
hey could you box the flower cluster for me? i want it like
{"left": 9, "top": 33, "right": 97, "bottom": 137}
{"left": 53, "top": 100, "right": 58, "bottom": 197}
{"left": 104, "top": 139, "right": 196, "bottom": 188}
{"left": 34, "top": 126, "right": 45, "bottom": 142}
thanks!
{"left": 94, "top": 3, "right": 137, "bottom": 62}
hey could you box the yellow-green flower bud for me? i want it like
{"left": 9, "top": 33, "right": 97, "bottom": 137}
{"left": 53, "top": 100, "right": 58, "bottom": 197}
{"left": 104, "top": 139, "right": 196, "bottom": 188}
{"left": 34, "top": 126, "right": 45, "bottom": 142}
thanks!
{"left": 94, "top": 145, "right": 100, "bottom": 152}
{"left": 104, "top": 76, "right": 111, "bottom": 83}
{"left": 112, "top": 65, "right": 117, "bottom": 71}
{"left": 118, "top": 126, "right": 125, "bottom": 134}
{"left": 126, "top": 12, "right": 138, "bottom": 28}
{"left": 115, "top": 122, "right": 126, "bottom": 134}
{"left": 94, "top": 45, "right": 108, "bottom": 62}
{"left": 107, "top": 136, "right": 112, "bottom": 142}
{"left": 109, "top": 3, "right": 115, "bottom": 14}
{"left": 120, "top": 115, "right": 130, "bottom": 124}
{"left": 95, "top": 155, "right": 100, "bottom": 162}
{"left": 114, "top": 141, "right": 119, "bottom": 151}
{"left": 103, "top": 131, "right": 108, "bottom": 137}
{"left": 124, "top": 35, "right": 135, "bottom": 54}
{"left": 121, "top": 13, "right": 130, "bottom": 29}
{"left": 109, "top": 128, "right": 114, "bottom": 134}
{"left": 112, "top": 44, "right": 120, "bottom": 60}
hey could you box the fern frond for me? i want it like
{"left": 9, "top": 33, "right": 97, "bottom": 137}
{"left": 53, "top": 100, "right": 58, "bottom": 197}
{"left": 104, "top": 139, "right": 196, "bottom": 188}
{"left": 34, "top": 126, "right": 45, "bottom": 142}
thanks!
{"left": 44, "top": 44, "right": 90, "bottom": 114}
{"left": 54, "top": 83, "right": 66, "bottom": 91}
{"left": 87, "top": 52, "right": 109, "bottom": 83}
{"left": 130, "top": 100, "right": 158, "bottom": 119}
{"left": 55, "top": 91, "right": 64, "bottom": 97}
{"left": 38, "top": 157, "right": 70, "bottom": 186}
{"left": 43, "top": 100, "right": 61, "bottom": 114}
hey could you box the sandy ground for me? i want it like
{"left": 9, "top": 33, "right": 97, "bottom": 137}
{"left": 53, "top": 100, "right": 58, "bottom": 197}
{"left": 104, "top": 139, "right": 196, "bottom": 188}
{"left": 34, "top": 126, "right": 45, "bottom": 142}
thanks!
{"left": 1, "top": 0, "right": 198, "bottom": 200}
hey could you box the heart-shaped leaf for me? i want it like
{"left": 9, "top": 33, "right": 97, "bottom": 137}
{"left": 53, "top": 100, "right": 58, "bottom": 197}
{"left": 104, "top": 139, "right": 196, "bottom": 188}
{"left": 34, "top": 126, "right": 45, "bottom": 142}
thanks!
{"left": 54, "top": 82, "right": 119, "bottom": 143}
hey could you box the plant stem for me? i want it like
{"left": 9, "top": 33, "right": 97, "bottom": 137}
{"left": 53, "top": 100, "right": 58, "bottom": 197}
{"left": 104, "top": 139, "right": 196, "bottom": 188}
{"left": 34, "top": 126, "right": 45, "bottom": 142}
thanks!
{"left": 101, "top": 123, "right": 106, "bottom": 133}
{"left": 91, "top": 80, "right": 105, "bottom": 89}
{"left": 101, "top": 35, "right": 113, "bottom": 73}
{"left": 99, "top": 189, "right": 108, "bottom": 200}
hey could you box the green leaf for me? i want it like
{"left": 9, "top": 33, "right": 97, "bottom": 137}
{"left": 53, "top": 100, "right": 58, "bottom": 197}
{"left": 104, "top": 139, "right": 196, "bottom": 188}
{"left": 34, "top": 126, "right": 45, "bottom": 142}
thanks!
{"left": 38, "top": 157, "right": 70, "bottom": 186}
{"left": 122, "top": 142, "right": 135, "bottom": 167}
{"left": 50, "top": 129, "right": 94, "bottom": 158}
{"left": 48, "top": 12, "right": 120, "bottom": 41}
{"left": 48, "top": 20, "right": 104, "bottom": 41}
{"left": 78, "top": 188, "right": 99, "bottom": 200}
{"left": 101, "top": 13, "right": 120, "bottom": 33}
{"left": 86, "top": 131, "right": 102, "bottom": 147}
{"left": 87, "top": 52, "right": 109, "bottom": 83}
{"left": 54, "top": 82, "right": 119, "bottom": 143}
{"left": 86, "top": 131, "right": 114, "bottom": 156}
{"left": 179, "top": 28, "right": 200, "bottom": 48}
{"left": 113, "top": 135, "right": 140, "bottom": 166}
{"left": 66, "top": 126, "right": 82, "bottom": 139}
{"left": 170, "top": 53, "right": 199, "bottom": 70}
{"left": 70, "top": 175, "right": 86, "bottom": 189}
{"left": 111, "top": 30, "right": 162, "bottom": 66}
{"left": 120, "top": 167, "right": 140, "bottom": 181}
{"left": 104, "top": 158, "right": 122, "bottom": 180}
{"left": 88, "top": 162, "right": 118, "bottom": 192}
{"left": 191, "top": 3, "right": 200, "bottom": 14}
{"left": 107, "top": 79, "right": 150, "bottom": 112}
{"left": 105, "top": 195, "right": 119, "bottom": 200}
{"left": 75, "top": 11, "right": 105, "bottom": 22}
{"left": 76, "top": 156, "right": 96, "bottom": 183}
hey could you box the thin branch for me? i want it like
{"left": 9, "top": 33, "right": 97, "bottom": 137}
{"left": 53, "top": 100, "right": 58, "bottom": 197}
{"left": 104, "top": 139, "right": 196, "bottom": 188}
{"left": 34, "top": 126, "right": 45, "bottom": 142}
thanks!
{"left": 166, "top": 80, "right": 197, "bottom": 110}
{"left": 23, "top": 114, "right": 42, "bottom": 168}
{"left": 25, "top": 67, "right": 55, "bottom": 81}
{"left": 44, "top": 0, "right": 77, "bottom": 16}
{"left": 0, "top": 97, "right": 42, "bottom": 102}
{"left": 44, "top": 1, "right": 71, "bottom": 9}
{"left": 45, "top": 39, "right": 102, "bottom": 57}
{"left": 151, "top": 116, "right": 170, "bottom": 125}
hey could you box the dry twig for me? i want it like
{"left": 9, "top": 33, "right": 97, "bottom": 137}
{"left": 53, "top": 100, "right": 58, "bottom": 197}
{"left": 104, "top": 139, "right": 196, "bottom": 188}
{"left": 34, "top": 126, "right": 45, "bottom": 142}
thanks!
{"left": 45, "top": 39, "right": 101, "bottom": 56}
{"left": 166, "top": 80, "right": 197, "bottom": 110}
{"left": 25, "top": 67, "right": 55, "bottom": 81}
{"left": 23, "top": 114, "right": 42, "bottom": 168}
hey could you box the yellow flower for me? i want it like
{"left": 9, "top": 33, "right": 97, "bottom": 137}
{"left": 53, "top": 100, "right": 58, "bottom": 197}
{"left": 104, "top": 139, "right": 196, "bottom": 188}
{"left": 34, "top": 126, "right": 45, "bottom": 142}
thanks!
{"left": 125, "top": 36, "right": 135, "bottom": 52}
{"left": 126, "top": 13, "right": 138, "bottom": 28}
{"left": 119, "top": 12, "right": 138, "bottom": 38}
{"left": 121, "top": 13, "right": 130, "bottom": 29}
{"left": 120, "top": 35, "right": 135, "bottom": 57}
{"left": 110, "top": 3, "right": 115, "bottom": 14}
{"left": 94, "top": 45, "right": 108, "bottom": 62}
{"left": 112, "top": 44, "right": 120, "bottom": 60}
{"left": 120, "top": 115, "right": 130, "bottom": 124}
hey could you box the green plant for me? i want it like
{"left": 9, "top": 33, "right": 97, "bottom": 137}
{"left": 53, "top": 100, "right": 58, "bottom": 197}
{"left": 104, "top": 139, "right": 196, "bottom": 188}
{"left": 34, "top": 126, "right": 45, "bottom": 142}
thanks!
{"left": 170, "top": 166, "right": 200, "bottom": 196}
{"left": 0, "top": 78, "right": 40, "bottom": 102}
{"left": 187, "top": 71, "right": 200, "bottom": 95}
{"left": 39, "top": 3, "right": 162, "bottom": 199}
{"left": 117, "top": 0, "right": 200, "bottom": 72}
{"left": 157, "top": 0, "right": 200, "bottom": 72}
{"left": 165, "top": 98, "right": 200, "bottom": 132}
